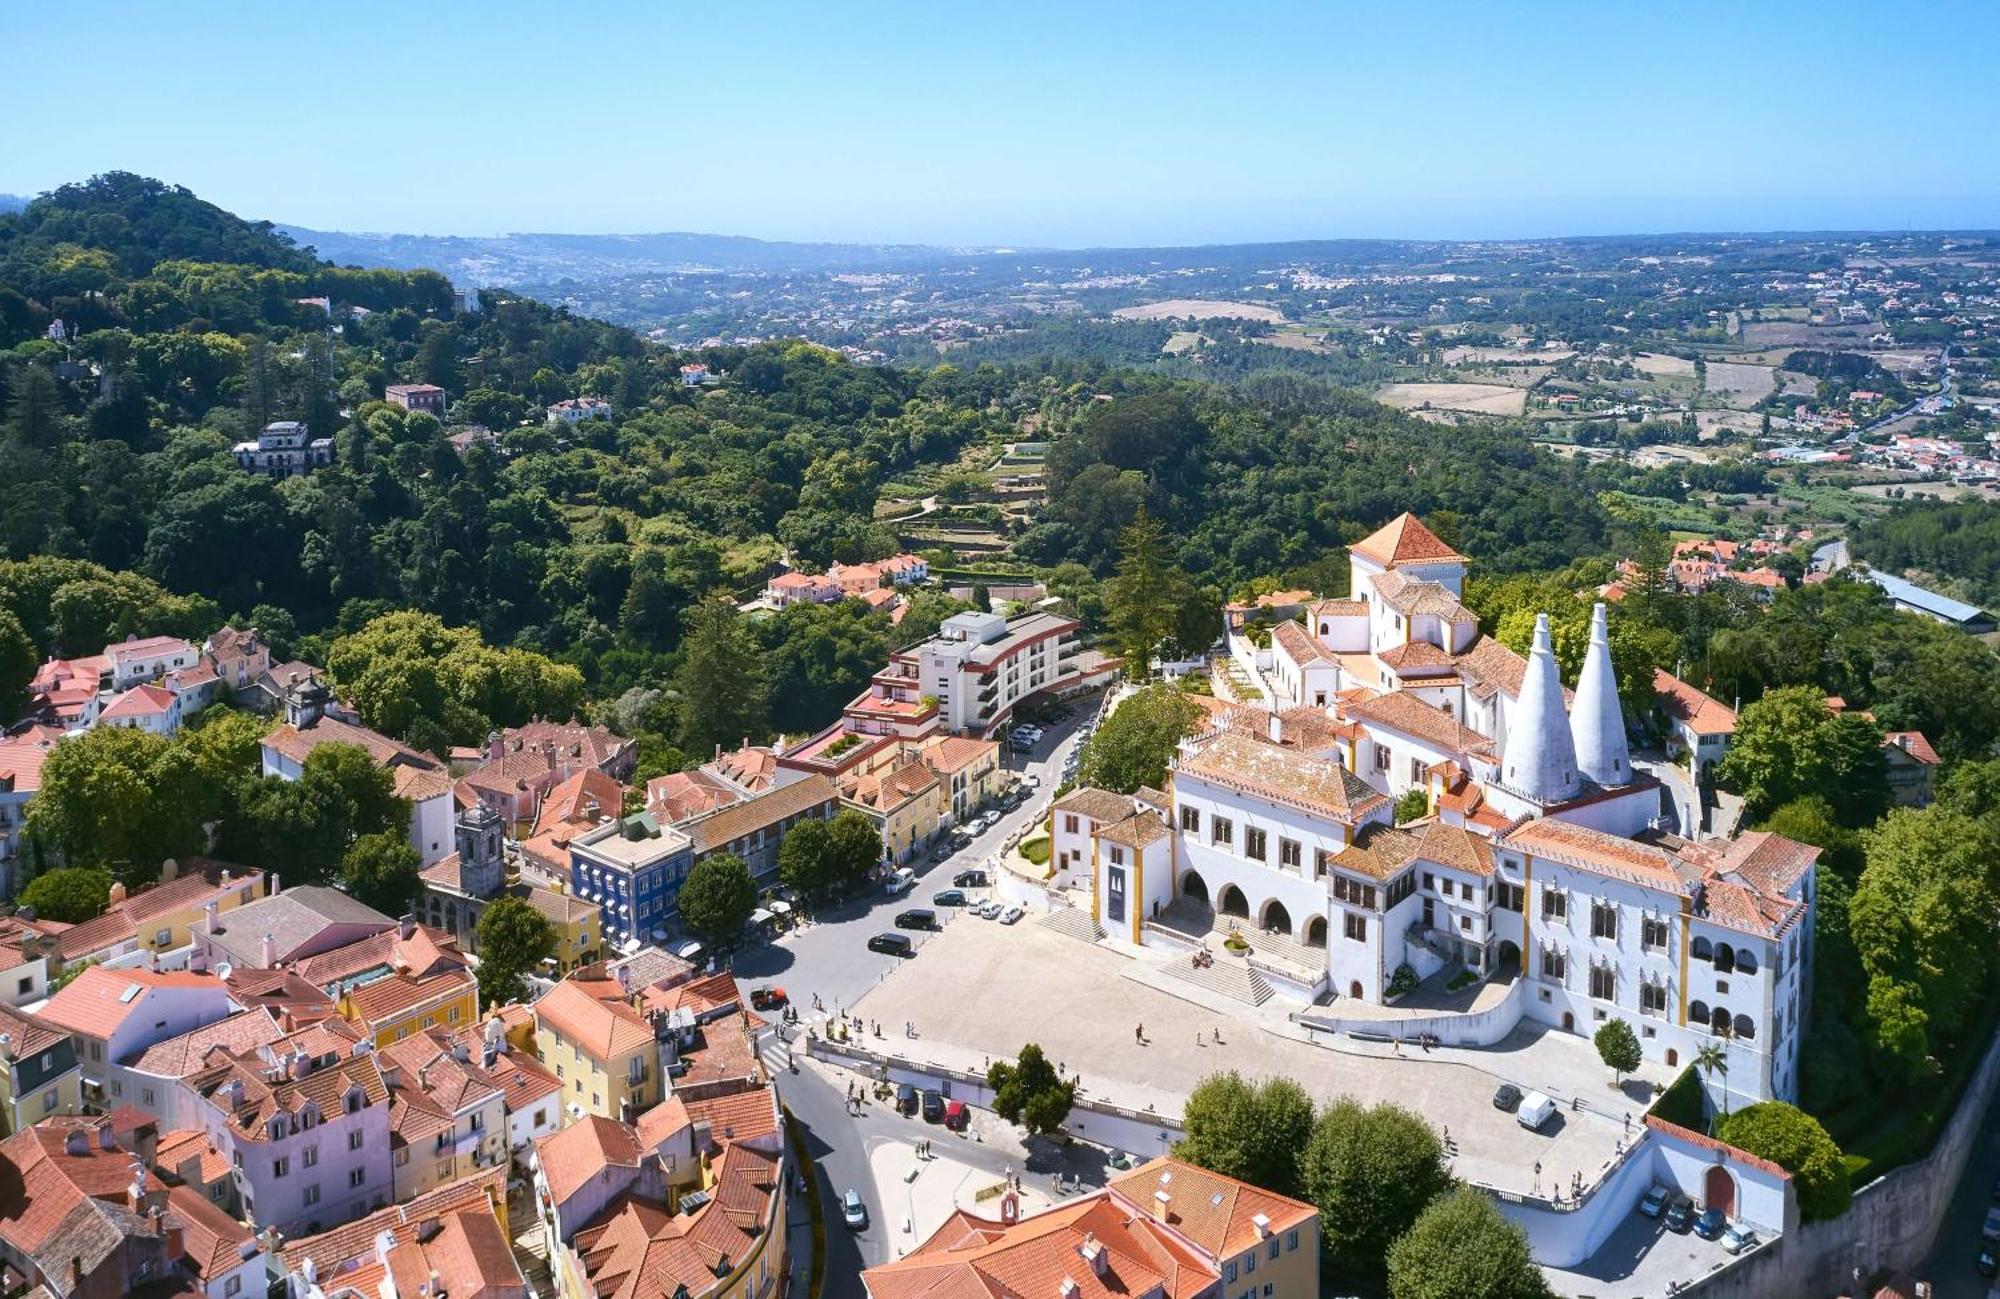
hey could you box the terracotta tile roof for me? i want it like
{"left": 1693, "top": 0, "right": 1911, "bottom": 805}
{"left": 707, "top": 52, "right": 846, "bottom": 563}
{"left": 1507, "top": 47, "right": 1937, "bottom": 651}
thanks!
{"left": 1411, "top": 820, "right": 1495, "bottom": 877}
{"left": 500, "top": 720, "right": 633, "bottom": 774}
{"left": 297, "top": 923, "right": 466, "bottom": 989}
{"left": 1342, "top": 690, "right": 1498, "bottom": 759}
{"left": 279, "top": 1168, "right": 505, "bottom": 1280}
{"left": 163, "top": 1183, "right": 253, "bottom": 1281}
{"left": 344, "top": 966, "right": 474, "bottom": 1026}
{"left": 185, "top": 1022, "right": 388, "bottom": 1142}
{"left": 127, "top": 1009, "right": 286, "bottom": 1078}
{"left": 607, "top": 949, "right": 696, "bottom": 993}
{"left": 568, "top": 1145, "right": 780, "bottom": 1299}
{"left": 685, "top": 774, "right": 838, "bottom": 854}
{"left": 1307, "top": 599, "right": 1367, "bottom": 619}
{"left": 919, "top": 735, "right": 997, "bottom": 776}
{"left": 222, "top": 969, "right": 338, "bottom": 1027}
{"left": 124, "top": 864, "right": 260, "bottom": 924}
{"left": 1350, "top": 513, "right": 1464, "bottom": 567}
{"left": 534, "top": 1115, "right": 645, "bottom": 1206}
{"left": 708, "top": 743, "right": 778, "bottom": 792}
{"left": 0, "top": 731, "right": 56, "bottom": 796}
{"left": 1652, "top": 669, "right": 1737, "bottom": 736}
{"left": 534, "top": 978, "right": 655, "bottom": 1060}
{"left": 644, "top": 770, "right": 742, "bottom": 823}
{"left": 0, "top": 1123, "right": 167, "bottom": 1271}
{"left": 37, "top": 966, "right": 227, "bottom": 1040}
{"left": 1369, "top": 571, "right": 1472, "bottom": 621}
{"left": 523, "top": 885, "right": 598, "bottom": 927}
{"left": 465, "top": 1035, "right": 561, "bottom": 1112}
{"left": 1271, "top": 619, "right": 1335, "bottom": 666}
{"left": 263, "top": 714, "right": 435, "bottom": 772}
{"left": 154, "top": 1129, "right": 232, "bottom": 1186}
{"left": 633, "top": 1096, "right": 691, "bottom": 1152}
{"left": 1502, "top": 818, "right": 1690, "bottom": 893}
{"left": 537, "top": 769, "right": 627, "bottom": 835}
{"left": 1450, "top": 636, "right": 1536, "bottom": 701}
{"left": 1885, "top": 731, "right": 1941, "bottom": 764}
{"left": 1375, "top": 640, "right": 1457, "bottom": 673}
{"left": 1176, "top": 730, "right": 1386, "bottom": 824}
{"left": 1098, "top": 808, "right": 1170, "bottom": 851}
{"left": 1643, "top": 1115, "right": 1789, "bottom": 1179}
{"left": 0, "top": 1001, "right": 72, "bottom": 1060}
{"left": 381, "top": 1029, "right": 504, "bottom": 1120}
{"left": 1328, "top": 825, "right": 1421, "bottom": 882}
{"left": 1052, "top": 788, "right": 1141, "bottom": 823}
{"left": 1104, "top": 1156, "right": 1316, "bottom": 1262}
{"left": 684, "top": 1089, "right": 779, "bottom": 1145}
{"left": 51, "top": 909, "right": 137, "bottom": 963}
{"left": 380, "top": 1207, "right": 525, "bottom": 1299}
{"left": 107, "top": 635, "right": 194, "bottom": 665}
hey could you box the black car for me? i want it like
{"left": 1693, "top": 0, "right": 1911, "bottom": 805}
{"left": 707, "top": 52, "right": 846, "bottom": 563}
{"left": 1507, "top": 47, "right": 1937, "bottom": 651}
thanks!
{"left": 895, "top": 1084, "right": 918, "bottom": 1115}
{"left": 867, "top": 932, "right": 914, "bottom": 957}
{"left": 1979, "top": 1246, "right": 1998, "bottom": 1279}
{"left": 1692, "top": 1207, "right": 1726, "bottom": 1240}
{"left": 953, "top": 869, "right": 989, "bottom": 888}
{"left": 895, "top": 908, "right": 938, "bottom": 931}
{"left": 933, "top": 888, "right": 969, "bottom": 907}
{"left": 1492, "top": 1083, "right": 1522, "bottom": 1112}
{"left": 921, "top": 1089, "right": 946, "bottom": 1122}
{"left": 1663, "top": 1196, "right": 1696, "bottom": 1234}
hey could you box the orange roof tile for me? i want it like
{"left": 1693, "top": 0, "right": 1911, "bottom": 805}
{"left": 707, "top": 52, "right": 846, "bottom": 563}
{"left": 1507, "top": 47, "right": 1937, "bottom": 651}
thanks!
{"left": 534, "top": 978, "right": 655, "bottom": 1060}
{"left": 1350, "top": 513, "right": 1465, "bottom": 567}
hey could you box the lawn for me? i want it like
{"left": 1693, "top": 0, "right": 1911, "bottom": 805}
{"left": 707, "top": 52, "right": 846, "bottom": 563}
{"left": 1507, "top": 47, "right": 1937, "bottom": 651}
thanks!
{"left": 1020, "top": 834, "right": 1051, "bottom": 866}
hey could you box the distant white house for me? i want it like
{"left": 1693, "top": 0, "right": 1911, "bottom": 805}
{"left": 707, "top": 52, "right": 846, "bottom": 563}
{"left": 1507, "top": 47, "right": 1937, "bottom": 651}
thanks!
{"left": 547, "top": 397, "right": 614, "bottom": 426}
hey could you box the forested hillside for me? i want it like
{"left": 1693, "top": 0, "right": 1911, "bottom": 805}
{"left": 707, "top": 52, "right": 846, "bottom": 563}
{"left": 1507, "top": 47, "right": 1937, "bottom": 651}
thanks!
{"left": 0, "top": 173, "right": 1732, "bottom": 763}
{"left": 1849, "top": 498, "right": 2000, "bottom": 609}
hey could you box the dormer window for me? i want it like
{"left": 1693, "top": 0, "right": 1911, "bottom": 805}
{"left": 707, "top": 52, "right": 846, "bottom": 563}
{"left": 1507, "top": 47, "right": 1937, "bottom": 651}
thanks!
{"left": 345, "top": 1088, "right": 364, "bottom": 1114}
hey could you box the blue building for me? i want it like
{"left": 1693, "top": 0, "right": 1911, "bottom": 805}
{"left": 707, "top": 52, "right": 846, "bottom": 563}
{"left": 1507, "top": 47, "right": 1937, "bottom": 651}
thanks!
{"left": 567, "top": 812, "right": 695, "bottom": 956}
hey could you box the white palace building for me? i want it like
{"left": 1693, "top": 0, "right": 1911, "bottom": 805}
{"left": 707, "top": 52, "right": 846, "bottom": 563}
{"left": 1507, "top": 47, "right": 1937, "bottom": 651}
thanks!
{"left": 1052, "top": 515, "right": 1817, "bottom": 1111}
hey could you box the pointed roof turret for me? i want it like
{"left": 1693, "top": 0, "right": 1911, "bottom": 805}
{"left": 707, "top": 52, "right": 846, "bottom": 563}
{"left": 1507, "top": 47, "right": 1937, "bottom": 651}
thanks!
{"left": 1499, "top": 613, "right": 1580, "bottom": 804}
{"left": 1349, "top": 513, "right": 1466, "bottom": 569}
{"left": 1570, "top": 602, "right": 1630, "bottom": 787}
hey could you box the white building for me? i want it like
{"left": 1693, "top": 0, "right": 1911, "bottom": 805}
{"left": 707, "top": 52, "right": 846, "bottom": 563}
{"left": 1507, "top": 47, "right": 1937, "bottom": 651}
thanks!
{"left": 232, "top": 422, "right": 333, "bottom": 477}
{"left": 872, "top": 610, "right": 1084, "bottom": 737}
{"left": 1055, "top": 515, "right": 1818, "bottom": 1112}
{"left": 546, "top": 397, "right": 614, "bottom": 426}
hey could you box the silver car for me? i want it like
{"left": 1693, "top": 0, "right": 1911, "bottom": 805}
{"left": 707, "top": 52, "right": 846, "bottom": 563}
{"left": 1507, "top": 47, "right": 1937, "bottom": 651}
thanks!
{"left": 1000, "top": 905, "right": 1025, "bottom": 925}
{"left": 842, "top": 1189, "right": 867, "bottom": 1230}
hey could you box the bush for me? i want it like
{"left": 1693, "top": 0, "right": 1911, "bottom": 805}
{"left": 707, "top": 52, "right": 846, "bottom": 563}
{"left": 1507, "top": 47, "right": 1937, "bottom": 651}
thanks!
{"left": 1386, "top": 964, "right": 1419, "bottom": 999}
{"left": 1393, "top": 789, "right": 1431, "bottom": 825}
{"left": 1718, "top": 1102, "right": 1852, "bottom": 1222}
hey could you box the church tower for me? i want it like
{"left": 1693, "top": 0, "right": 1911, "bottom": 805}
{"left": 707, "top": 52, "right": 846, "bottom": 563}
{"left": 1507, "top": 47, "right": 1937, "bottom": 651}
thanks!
{"left": 1500, "top": 613, "right": 1581, "bottom": 804}
{"left": 455, "top": 801, "right": 506, "bottom": 900}
{"left": 1571, "top": 602, "right": 1631, "bottom": 787}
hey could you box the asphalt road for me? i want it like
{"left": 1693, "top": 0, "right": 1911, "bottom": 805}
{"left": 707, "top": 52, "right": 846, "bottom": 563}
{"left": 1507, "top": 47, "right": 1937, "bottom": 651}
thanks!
{"left": 1918, "top": 1078, "right": 2000, "bottom": 1299}
{"left": 730, "top": 705, "right": 1095, "bottom": 1015}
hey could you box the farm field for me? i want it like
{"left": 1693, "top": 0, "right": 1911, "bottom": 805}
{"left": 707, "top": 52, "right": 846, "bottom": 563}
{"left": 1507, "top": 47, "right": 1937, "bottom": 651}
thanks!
{"left": 1632, "top": 352, "right": 1697, "bottom": 378}
{"left": 1375, "top": 381, "right": 1526, "bottom": 416}
{"left": 1112, "top": 298, "right": 1285, "bottom": 322}
{"left": 1442, "top": 344, "right": 1574, "bottom": 364}
{"left": 1702, "top": 361, "right": 1777, "bottom": 407}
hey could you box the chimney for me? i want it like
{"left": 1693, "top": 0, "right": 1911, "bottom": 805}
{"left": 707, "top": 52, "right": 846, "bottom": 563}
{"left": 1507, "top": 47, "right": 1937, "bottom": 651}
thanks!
{"left": 69, "top": 1257, "right": 83, "bottom": 1292}
{"left": 1251, "top": 1211, "right": 1272, "bottom": 1239}
{"left": 220, "top": 868, "right": 231, "bottom": 887}
{"left": 1267, "top": 709, "right": 1283, "bottom": 744}
{"left": 1570, "top": 602, "right": 1631, "bottom": 787}
{"left": 487, "top": 730, "right": 504, "bottom": 762}
{"left": 260, "top": 933, "right": 278, "bottom": 967}
{"left": 1152, "top": 1189, "right": 1171, "bottom": 1222}
{"left": 399, "top": 915, "right": 417, "bottom": 941}
{"left": 109, "top": 880, "right": 127, "bottom": 907}
{"left": 1058, "top": 1280, "right": 1079, "bottom": 1299}
{"left": 100, "top": 1124, "right": 117, "bottom": 1151}
{"left": 271, "top": 872, "right": 280, "bottom": 895}
{"left": 0, "top": 1033, "right": 12, "bottom": 1062}
{"left": 204, "top": 901, "right": 219, "bottom": 935}
{"left": 1078, "top": 1233, "right": 1106, "bottom": 1276}
{"left": 161, "top": 858, "right": 179, "bottom": 882}
{"left": 64, "top": 1128, "right": 90, "bottom": 1156}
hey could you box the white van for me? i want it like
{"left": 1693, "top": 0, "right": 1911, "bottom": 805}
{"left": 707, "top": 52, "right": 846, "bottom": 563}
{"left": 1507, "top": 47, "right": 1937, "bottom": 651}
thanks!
{"left": 1516, "top": 1091, "right": 1557, "bottom": 1132}
{"left": 884, "top": 868, "right": 917, "bottom": 897}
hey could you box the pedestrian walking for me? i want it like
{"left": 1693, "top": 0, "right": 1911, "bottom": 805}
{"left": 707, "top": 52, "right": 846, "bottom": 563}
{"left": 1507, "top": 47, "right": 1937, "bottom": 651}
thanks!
{"left": 1212, "top": 1026, "right": 1222, "bottom": 1044}
{"left": 1135, "top": 1023, "right": 1144, "bottom": 1045}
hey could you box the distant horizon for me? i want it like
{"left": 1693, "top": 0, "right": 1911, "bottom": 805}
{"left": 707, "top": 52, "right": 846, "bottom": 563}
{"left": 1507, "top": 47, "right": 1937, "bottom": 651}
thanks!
{"left": 7, "top": 1, "right": 1998, "bottom": 247}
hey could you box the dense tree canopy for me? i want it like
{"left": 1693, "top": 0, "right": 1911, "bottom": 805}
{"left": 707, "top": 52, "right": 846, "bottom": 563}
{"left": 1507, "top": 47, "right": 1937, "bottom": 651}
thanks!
{"left": 1385, "top": 1187, "right": 1551, "bottom": 1299}
{"left": 1301, "top": 1100, "right": 1453, "bottom": 1279}
{"left": 1717, "top": 1103, "right": 1852, "bottom": 1222}
{"left": 1174, "top": 1072, "right": 1317, "bottom": 1200}
{"left": 1076, "top": 685, "right": 1203, "bottom": 794}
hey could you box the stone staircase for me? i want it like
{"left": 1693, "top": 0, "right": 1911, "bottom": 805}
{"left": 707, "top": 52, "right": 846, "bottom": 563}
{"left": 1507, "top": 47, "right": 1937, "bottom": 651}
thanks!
{"left": 1156, "top": 954, "right": 1276, "bottom": 1007}
{"left": 1038, "top": 905, "right": 1105, "bottom": 944}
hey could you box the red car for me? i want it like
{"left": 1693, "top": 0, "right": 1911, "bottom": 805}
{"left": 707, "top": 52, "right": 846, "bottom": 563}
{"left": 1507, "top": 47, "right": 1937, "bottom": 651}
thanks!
{"left": 750, "top": 986, "right": 788, "bottom": 1010}
{"left": 943, "top": 1100, "right": 969, "bottom": 1131}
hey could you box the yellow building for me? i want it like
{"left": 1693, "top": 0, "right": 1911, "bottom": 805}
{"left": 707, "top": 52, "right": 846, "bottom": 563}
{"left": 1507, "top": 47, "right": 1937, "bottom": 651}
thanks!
{"left": 918, "top": 734, "right": 1001, "bottom": 824}
{"left": 839, "top": 751, "right": 945, "bottom": 864}
{"left": 339, "top": 967, "right": 479, "bottom": 1048}
{"left": 522, "top": 885, "right": 600, "bottom": 973}
{"left": 0, "top": 1002, "right": 79, "bottom": 1135}
{"left": 54, "top": 861, "right": 265, "bottom": 967}
{"left": 532, "top": 976, "right": 660, "bottom": 1122}
{"left": 382, "top": 1027, "right": 509, "bottom": 1201}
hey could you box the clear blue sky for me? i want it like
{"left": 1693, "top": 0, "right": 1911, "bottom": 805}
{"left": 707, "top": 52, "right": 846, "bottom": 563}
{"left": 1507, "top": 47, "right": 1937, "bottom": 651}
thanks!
{"left": 7, "top": 1, "right": 1998, "bottom": 245}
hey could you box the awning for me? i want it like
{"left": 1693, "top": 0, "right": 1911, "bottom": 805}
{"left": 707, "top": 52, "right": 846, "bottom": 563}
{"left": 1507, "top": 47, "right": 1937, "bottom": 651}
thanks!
{"left": 769, "top": 900, "right": 794, "bottom": 916}
{"left": 748, "top": 908, "right": 775, "bottom": 926}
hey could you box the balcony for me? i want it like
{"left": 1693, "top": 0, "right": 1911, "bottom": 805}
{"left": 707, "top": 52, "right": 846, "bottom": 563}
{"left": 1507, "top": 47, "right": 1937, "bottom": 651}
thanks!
{"left": 1405, "top": 923, "right": 1458, "bottom": 963}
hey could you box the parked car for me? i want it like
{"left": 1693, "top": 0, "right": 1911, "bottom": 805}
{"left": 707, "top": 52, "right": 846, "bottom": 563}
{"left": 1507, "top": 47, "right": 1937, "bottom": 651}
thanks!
{"left": 943, "top": 1100, "right": 969, "bottom": 1131}
{"left": 1023, "top": 774, "right": 1041, "bottom": 790}
{"left": 842, "top": 1189, "right": 867, "bottom": 1230}
{"left": 1984, "top": 1206, "right": 2000, "bottom": 1242}
{"left": 1515, "top": 1091, "right": 1556, "bottom": 1132}
{"left": 895, "top": 1084, "right": 918, "bottom": 1116}
{"left": 885, "top": 868, "right": 917, "bottom": 897}
{"left": 933, "top": 888, "right": 968, "bottom": 907}
{"left": 1001, "top": 905, "right": 1025, "bottom": 924}
{"left": 1693, "top": 1208, "right": 1726, "bottom": 1240}
{"left": 977, "top": 900, "right": 1004, "bottom": 919}
{"left": 1636, "top": 1185, "right": 1669, "bottom": 1219}
{"left": 1663, "top": 1196, "right": 1696, "bottom": 1234}
{"left": 921, "top": 1090, "right": 945, "bottom": 1122}
{"left": 1720, "top": 1224, "right": 1759, "bottom": 1255}
{"left": 895, "top": 908, "right": 938, "bottom": 931}
{"left": 1492, "top": 1083, "right": 1522, "bottom": 1112}
{"left": 929, "top": 843, "right": 955, "bottom": 864}
{"left": 974, "top": 811, "right": 1001, "bottom": 832}
{"left": 750, "top": 986, "right": 788, "bottom": 1011}
{"left": 949, "top": 829, "right": 974, "bottom": 850}
{"left": 1980, "top": 1246, "right": 1998, "bottom": 1279}
{"left": 953, "top": 869, "right": 989, "bottom": 888}
{"left": 867, "top": 933, "right": 914, "bottom": 957}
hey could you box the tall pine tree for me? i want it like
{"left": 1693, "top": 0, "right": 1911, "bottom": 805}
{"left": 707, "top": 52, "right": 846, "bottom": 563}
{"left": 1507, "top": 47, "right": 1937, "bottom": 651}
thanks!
{"left": 673, "top": 597, "right": 769, "bottom": 757}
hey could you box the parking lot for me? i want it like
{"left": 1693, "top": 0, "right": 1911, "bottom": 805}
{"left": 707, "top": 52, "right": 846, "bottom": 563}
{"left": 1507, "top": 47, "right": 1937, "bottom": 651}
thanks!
{"left": 1541, "top": 1199, "right": 1748, "bottom": 1297}
{"left": 845, "top": 906, "right": 1630, "bottom": 1198}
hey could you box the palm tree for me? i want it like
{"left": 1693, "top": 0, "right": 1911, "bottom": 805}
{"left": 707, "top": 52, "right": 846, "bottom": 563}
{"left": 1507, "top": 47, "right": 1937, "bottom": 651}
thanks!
{"left": 1694, "top": 1041, "right": 1729, "bottom": 1134}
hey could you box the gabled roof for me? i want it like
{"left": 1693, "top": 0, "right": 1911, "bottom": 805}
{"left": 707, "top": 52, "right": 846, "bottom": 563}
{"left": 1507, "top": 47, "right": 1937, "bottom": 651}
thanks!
{"left": 1349, "top": 513, "right": 1465, "bottom": 568}
{"left": 1052, "top": 788, "right": 1141, "bottom": 823}
{"left": 127, "top": 1009, "right": 285, "bottom": 1078}
{"left": 1176, "top": 730, "right": 1386, "bottom": 824}
{"left": 279, "top": 1167, "right": 505, "bottom": 1280}
{"left": 1342, "top": 690, "right": 1497, "bottom": 760}
{"left": 537, "top": 768, "right": 627, "bottom": 835}
{"left": 1410, "top": 820, "right": 1495, "bottom": 878}
{"left": 534, "top": 1115, "right": 645, "bottom": 1206}
{"left": 0, "top": 1001, "right": 74, "bottom": 1061}
{"left": 534, "top": 978, "right": 655, "bottom": 1061}
{"left": 685, "top": 774, "right": 838, "bottom": 854}
{"left": 1652, "top": 669, "right": 1737, "bottom": 736}
{"left": 99, "top": 684, "right": 176, "bottom": 720}
{"left": 36, "top": 966, "right": 226, "bottom": 1040}
{"left": 568, "top": 1145, "right": 780, "bottom": 1299}
{"left": 1104, "top": 1156, "right": 1317, "bottom": 1262}
{"left": 1328, "top": 825, "right": 1421, "bottom": 882}
{"left": 163, "top": 1183, "right": 255, "bottom": 1282}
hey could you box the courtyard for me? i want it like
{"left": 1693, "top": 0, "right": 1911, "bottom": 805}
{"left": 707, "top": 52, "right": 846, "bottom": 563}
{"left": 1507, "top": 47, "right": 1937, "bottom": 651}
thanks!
{"left": 847, "top": 908, "right": 1647, "bottom": 1199}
